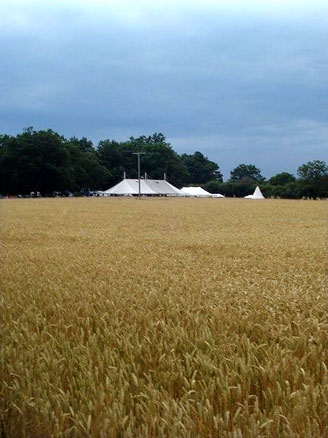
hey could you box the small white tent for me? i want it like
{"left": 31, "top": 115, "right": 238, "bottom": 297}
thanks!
{"left": 181, "top": 187, "right": 224, "bottom": 198}
{"left": 244, "top": 186, "right": 265, "bottom": 199}
{"left": 181, "top": 187, "right": 211, "bottom": 197}
{"left": 211, "top": 193, "right": 225, "bottom": 198}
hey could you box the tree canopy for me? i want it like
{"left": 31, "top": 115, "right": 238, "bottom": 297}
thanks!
{"left": 268, "top": 172, "right": 296, "bottom": 186}
{"left": 229, "top": 164, "right": 265, "bottom": 183}
{"left": 0, "top": 128, "right": 72, "bottom": 194}
{"left": 0, "top": 128, "right": 327, "bottom": 198}
{"left": 181, "top": 151, "right": 223, "bottom": 184}
{"left": 97, "top": 134, "right": 191, "bottom": 188}
{"left": 0, "top": 129, "right": 220, "bottom": 195}
{"left": 297, "top": 160, "right": 328, "bottom": 180}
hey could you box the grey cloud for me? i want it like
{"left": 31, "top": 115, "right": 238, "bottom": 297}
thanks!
{"left": 1, "top": 0, "right": 327, "bottom": 177}
{"left": 171, "top": 119, "right": 328, "bottom": 179}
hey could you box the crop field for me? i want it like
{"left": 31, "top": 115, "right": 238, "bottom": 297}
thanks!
{"left": 1, "top": 198, "right": 327, "bottom": 438}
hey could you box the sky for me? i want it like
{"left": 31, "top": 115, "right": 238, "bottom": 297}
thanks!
{"left": 1, "top": 0, "right": 327, "bottom": 179}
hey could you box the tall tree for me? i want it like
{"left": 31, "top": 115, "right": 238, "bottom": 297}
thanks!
{"left": 268, "top": 172, "right": 296, "bottom": 186}
{"left": 297, "top": 160, "right": 328, "bottom": 180}
{"left": 98, "top": 133, "right": 190, "bottom": 187}
{"left": 68, "top": 137, "right": 111, "bottom": 191}
{"left": 229, "top": 164, "right": 265, "bottom": 182}
{"left": 97, "top": 139, "right": 138, "bottom": 185}
{"left": 129, "top": 134, "right": 190, "bottom": 187}
{"left": 297, "top": 160, "right": 328, "bottom": 198}
{"left": 181, "top": 151, "right": 222, "bottom": 184}
{"left": 0, "top": 128, "right": 73, "bottom": 195}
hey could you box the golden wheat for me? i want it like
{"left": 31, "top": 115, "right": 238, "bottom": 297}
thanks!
{"left": 1, "top": 198, "right": 327, "bottom": 438}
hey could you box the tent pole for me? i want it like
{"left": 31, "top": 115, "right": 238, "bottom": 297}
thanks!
{"left": 133, "top": 152, "right": 145, "bottom": 199}
{"left": 137, "top": 153, "right": 141, "bottom": 199}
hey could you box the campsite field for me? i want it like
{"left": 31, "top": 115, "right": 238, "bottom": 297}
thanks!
{"left": 1, "top": 198, "right": 327, "bottom": 438}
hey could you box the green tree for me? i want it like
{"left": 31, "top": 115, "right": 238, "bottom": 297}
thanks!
{"left": 0, "top": 128, "right": 73, "bottom": 195}
{"left": 68, "top": 137, "right": 111, "bottom": 191}
{"left": 98, "top": 139, "right": 141, "bottom": 185}
{"left": 297, "top": 160, "right": 328, "bottom": 199}
{"left": 181, "top": 151, "right": 222, "bottom": 185}
{"left": 129, "top": 134, "right": 190, "bottom": 187}
{"left": 268, "top": 172, "right": 295, "bottom": 186}
{"left": 0, "top": 134, "right": 16, "bottom": 195}
{"left": 0, "top": 129, "right": 112, "bottom": 195}
{"left": 297, "top": 160, "right": 328, "bottom": 180}
{"left": 229, "top": 164, "right": 265, "bottom": 183}
{"left": 98, "top": 133, "right": 190, "bottom": 188}
{"left": 202, "top": 180, "right": 225, "bottom": 194}
{"left": 277, "top": 182, "right": 301, "bottom": 199}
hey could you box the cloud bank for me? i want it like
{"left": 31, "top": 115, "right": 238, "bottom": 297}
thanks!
{"left": 1, "top": 0, "right": 327, "bottom": 178}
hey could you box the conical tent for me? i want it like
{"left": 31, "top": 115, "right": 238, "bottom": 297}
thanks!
{"left": 244, "top": 186, "right": 265, "bottom": 199}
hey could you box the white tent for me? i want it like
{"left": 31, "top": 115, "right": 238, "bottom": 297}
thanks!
{"left": 181, "top": 187, "right": 224, "bottom": 198}
{"left": 103, "top": 178, "right": 182, "bottom": 196}
{"left": 244, "top": 186, "right": 265, "bottom": 199}
{"left": 181, "top": 187, "right": 210, "bottom": 197}
{"left": 211, "top": 193, "right": 225, "bottom": 198}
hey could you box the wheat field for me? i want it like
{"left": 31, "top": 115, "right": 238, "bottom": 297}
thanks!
{"left": 1, "top": 198, "right": 327, "bottom": 438}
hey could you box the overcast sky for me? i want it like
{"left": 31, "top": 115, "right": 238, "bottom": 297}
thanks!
{"left": 1, "top": 0, "right": 327, "bottom": 178}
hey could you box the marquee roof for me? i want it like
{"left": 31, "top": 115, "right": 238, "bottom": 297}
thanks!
{"left": 103, "top": 178, "right": 182, "bottom": 196}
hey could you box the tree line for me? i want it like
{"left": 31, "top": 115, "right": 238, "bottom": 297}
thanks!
{"left": 0, "top": 128, "right": 327, "bottom": 198}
